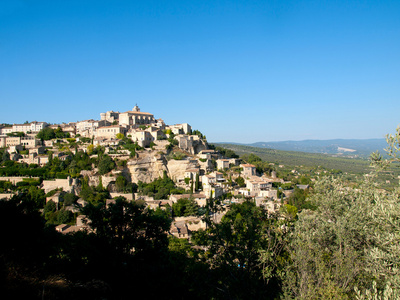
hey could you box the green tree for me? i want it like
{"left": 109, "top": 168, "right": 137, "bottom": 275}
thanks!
{"left": 63, "top": 192, "right": 78, "bottom": 206}
{"left": 36, "top": 127, "right": 56, "bottom": 140}
{"left": 287, "top": 186, "right": 314, "bottom": 210}
{"left": 115, "top": 175, "right": 127, "bottom": 192}
{"left": 97, "top": 154, "right": 115, "bottom": 175}
{"left": 82, "top": 197, "right": 171, "bottom": 256}
{"left": 235, "top": 176, "right": 246, "bottom": 187}
{"left": 2, "top": 150, "right": 10, "bottom": 162}
{"left": 192, "top": 201, "right": 288, "bottom": 299}
{"left": 214, "top": 146, "right": 239, "bottom": 158}
{"left": 283, "top": 176, "right": 400, "bottom": 299}
{"left": 172, "top": 198, "right": 190, "bottom": 217}
{"left": 172, "top": 198, "right": 199, "bottom": 217}
{"left": 26, "top": 186, "right": 46, "bottom": 209}
{"left": 57, "top": 209, "right": 73, "bottom": 224}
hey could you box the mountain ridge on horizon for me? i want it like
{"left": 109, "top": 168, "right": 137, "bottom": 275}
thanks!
{"left": 213, "top": 138, "right": 388, "bottom": 158}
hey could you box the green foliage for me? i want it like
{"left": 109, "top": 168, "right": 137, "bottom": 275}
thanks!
{"left": 217, "top": 143, "right": 373, "bottom": 175}
{"left": 114, "top": 175, "right": 138, "bottom": 193}
{"left": 63, "top": 192, "right": 78, "bottom": 206}
{"left": 287, "top": 186, "right": 315, "bottom": 210}
{"left": 138, "top": 173, "right": 184, "bottom": 200}
{"left": 56, "top": 209, "right": 73, "bottom": 224}
{"left": 36, "top": 127, "right": 70, "bottom": 140}
{"left": 80, "top": 182, "right": 110, "bottom": 204}
{"left": 116, "top": 132, "right": 124, "bottom": 139}
{"left": 192, "top": 200, "right": 289, "bottom": 298}
{"left": 242, "top": 153, "right": 262, "bottom": 164}
{"left": 44, "top": 200, "right": 57, "bottom": 213}
{"left": 1, "top": 149, "right": 10, "bottom": 163}
{"left": 191, "top": 129, "right": 206, "bottom": 139}
{"left": 43, "top": 200, "right": 74, "bottom": 225}
{"left": 234, "top": 176, "right": 246, "bottom": 187}
{"left": 168, "top": 138, "right": 179, "bottom": 147}
{"left": 0, "top": 148, "right": 96, "bottom": 179}
{"left": 172, "top": 198, "right": 199, "bottom": 217}
{"left": 120, "top": 139, "right": 143, "bottom": 153}
{"left": 283, "top": 176, "right": 400, "bottom": 299}
{"left": 219, "top": 147, "right": 239, "bottom": 158}
{"left": 6, "top": 131, "right": 25, "bottom": 137}
{"left": 115, "top": 176, "right": 126, "bottom": 193}
{"left": 0, "top": 194, "right": 214, "bottom": 299}
{"left": 82, "top": 197, "right": 171, "bottom": 255}
{"left": 26, "top": 186, "right": 46, "bottom": 209}
{"left": 0, "top": 180, "right": 13, "bottom": 191}
{"left": 97, "top": 154, "right": 116, "bottom": 175}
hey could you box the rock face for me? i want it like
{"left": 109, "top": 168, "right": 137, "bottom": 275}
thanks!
{"left": 198, "top": 159, "right": 213, "bottom": 174}
{"left": 167, "top": 159, "right": 198, "bottom": 182}
{"left": 126, "top": 154, "right": 201, "bottom": 184}
{"left": 77, "top": 135, "right": 210, "bottom": 185}
{"left": 127, "top": 153, "right": 168, "bottom": 183}
{"left": 85, "top": 175, "right": 116, "bottom": 189}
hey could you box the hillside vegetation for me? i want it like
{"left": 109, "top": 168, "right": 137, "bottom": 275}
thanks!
{"left": 246, "top": 138, "right": 388, "bottom": 158}
{"left": 216, "top": 143, "right": 371, "bottom": 173}
{"left": 216, "top": 143, "right": 400, "bottom": 189}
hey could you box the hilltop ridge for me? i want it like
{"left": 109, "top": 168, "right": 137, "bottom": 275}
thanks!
{"left": 215, "top": 138, "right": 387, "bottom": 158}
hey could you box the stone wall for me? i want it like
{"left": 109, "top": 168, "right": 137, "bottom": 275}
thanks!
{"left": 42, "top": 177, "right": 78, "bottom": 193}
{"left": 0, "top": 176, "right": 39, "bottom": 185}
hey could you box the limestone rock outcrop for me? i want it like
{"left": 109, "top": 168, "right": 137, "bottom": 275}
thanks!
{"left": 167, "top": 159, "right": 199, "bottom": 182}
{"left": 127, "top": 153, "right": 168, "bottom": 183}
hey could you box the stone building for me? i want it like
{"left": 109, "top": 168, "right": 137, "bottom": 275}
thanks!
{"left": 100, "top": 110, "right": 120, "bottom": 123}
{"left": 11, "top": 121, "right": 48, "bottom": 134}
{"left": 96, "top": 125, "right": 127, "bottom": 139}
{"left": 119, "top": 105, "right": 156, "bottom": 127}
{"left": 241, "top": 164, "right": 257, "bottom": 177}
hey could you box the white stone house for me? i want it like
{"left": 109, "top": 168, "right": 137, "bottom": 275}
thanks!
{"left": 198, "top": 149, "right": 218, "bottom": 160}
{"left": 130, "top": 130, "right": 155, "bottom": 147}
{"left": 241, "top": 164, "right": 256, "bottom": 177}
{"left": 12, "top": 121, "right": 48, "bottom": 134}
{"left": 217, "top": 159, "right": 230, "bottom": 170}
{"left": 96, "top": 125, "right": 127, "bottom": 139}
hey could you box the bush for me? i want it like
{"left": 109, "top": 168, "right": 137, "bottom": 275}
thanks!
{"left": 16, "top": 181, "right": 29, "bottom": 187}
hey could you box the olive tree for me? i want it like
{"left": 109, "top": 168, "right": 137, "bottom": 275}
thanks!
{"left": 281, "top": 127, "right": 400, "bottom": 299}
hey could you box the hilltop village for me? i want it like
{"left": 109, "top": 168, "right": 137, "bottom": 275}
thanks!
{"left": 2, "top": 106, "right": 398, "bottom": 300}
{"left": 0, "top": 105, "right": 297, "bottom": 237}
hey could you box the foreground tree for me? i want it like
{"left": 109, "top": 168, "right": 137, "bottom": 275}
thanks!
{"left": 283, "top": 177, "right": 400, "bottom": 299}
{"left": 282, "top": 127, "right": 400, "bottom": 299}
{"left": 192, "top": 200, "right": 289, "bottom": 299}
{"left": 82, "top": 197, "right": 171, "bottom": 256}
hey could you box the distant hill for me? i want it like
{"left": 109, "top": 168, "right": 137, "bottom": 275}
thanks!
{"left": 213, "top": 143, "right": 372, "bottom": 174}
{"left": 216, "top": 139, "right": 388, "bottom": 158}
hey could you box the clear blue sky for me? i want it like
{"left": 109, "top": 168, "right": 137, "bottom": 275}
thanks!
{"left": 1, "top": 0, "right": 399, "bottom": 143}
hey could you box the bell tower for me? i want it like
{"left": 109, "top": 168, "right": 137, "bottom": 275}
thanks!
{"left": 132, "top": 104, "right": 140, "bottom": 112}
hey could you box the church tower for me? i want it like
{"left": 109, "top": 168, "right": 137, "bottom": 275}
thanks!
{"left": 132, "top": 104, "right": 140, "bottom": 112}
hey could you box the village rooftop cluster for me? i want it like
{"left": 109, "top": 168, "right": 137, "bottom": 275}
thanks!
{"left": 0, "top": 106, "right": 301, "bottom": 238}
